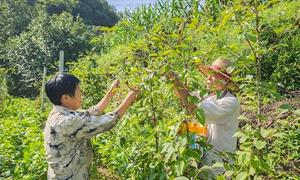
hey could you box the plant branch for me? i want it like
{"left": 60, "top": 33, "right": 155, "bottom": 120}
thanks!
{"left": 231, "top": 3, "right": 257, "bottom": 57}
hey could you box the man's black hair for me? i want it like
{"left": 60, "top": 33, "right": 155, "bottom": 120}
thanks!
{"left": 45, "top": 73, "right": 80, "bottom": 105}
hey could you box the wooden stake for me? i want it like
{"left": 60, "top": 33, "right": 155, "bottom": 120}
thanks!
{"left": 59, "top": 50, "right": 64, "bottom": 73}
{"left": 41, "top": 67, "right": 47, "bottom": 112}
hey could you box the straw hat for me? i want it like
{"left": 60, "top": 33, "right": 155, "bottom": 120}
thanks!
{"left": 198, "top": 57, "right": 238, "bottom": 89}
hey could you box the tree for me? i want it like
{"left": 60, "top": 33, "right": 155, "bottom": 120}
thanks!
{"left": 0, "top": 1, "right": 33, "bottom": 44}
{"left": 0, "top": 1, "right": 34, "bottom": 68}
{"left": 5, "top": 10, "right": 92, "bottom": 97}
{"left": 41, "top": 0, "right": 119, "bottom": 26}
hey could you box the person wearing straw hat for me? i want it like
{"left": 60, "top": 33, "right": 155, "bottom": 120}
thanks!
{"left": 167, "top": 57, "right": 240, "bottom": 177}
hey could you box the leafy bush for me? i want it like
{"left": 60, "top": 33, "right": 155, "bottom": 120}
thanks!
{"left": 225, "top": 105, "right": 300, "bottom": 179}
{"left": 71, "top": 10, "right": 210, "bottom": 178}
{"left": 0, "top": 98, "right": 48, "bottom": 179}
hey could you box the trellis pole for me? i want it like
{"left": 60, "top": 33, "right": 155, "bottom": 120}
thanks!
{"left": 41, "top": 67, "right": 47, "bottom": 111}
{"left": 59, "top": 50, "right": 64, "bottom": 73}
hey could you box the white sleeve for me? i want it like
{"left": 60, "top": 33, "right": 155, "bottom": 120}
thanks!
{"left": 199, "top": 96, "right": 239, "bottom": 124}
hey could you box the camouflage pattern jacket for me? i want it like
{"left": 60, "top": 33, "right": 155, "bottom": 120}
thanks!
{"left": 44, "top": 105, "right": 119, "bottom": 180}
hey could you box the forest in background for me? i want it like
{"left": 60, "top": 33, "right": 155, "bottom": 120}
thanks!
{"left": 0, "top": 0, "right": 118, "bottom": 97}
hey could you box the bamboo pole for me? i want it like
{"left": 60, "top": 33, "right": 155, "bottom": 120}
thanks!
{"left": 41, "top": 67, "right": 47, "bottom": 112}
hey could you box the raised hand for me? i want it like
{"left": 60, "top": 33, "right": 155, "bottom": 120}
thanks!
{"left": 109, "top": 79, "right": 120, "bottom": 94}
{"left": 166, "top": 71, "right": 179, "bottom": 81}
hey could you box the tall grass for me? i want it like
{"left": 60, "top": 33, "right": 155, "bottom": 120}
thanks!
{"left": 124, "top": 0, "right": 201, "bottom": 28}
{"left": 95, "top": 0, "right": 202, "bottom": 54}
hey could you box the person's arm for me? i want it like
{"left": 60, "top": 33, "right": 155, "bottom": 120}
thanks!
{"left": 115, "top": 90, "right": 139, "bottom": 118}
{"left": 88, "top": 80, "right": 120, "bottom": 115}
{"left": 59, "top": 89, "right": 139, "bottom": 140}
{"left": 167, "top": 72, "right": 197, "bottom": 114}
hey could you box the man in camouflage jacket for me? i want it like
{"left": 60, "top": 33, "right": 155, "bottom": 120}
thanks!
{"left": 44, "top": 73, "right": 138, "bottom": 180}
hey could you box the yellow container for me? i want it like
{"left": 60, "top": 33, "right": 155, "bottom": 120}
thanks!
{"left": 178, "top": 121, "right": 207, "bottom": 137}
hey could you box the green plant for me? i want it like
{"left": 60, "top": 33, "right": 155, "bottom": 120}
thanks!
{"left": 222, "top": 106, "right": 299, "bottom": 179}
{"left": 0, "top": 98, "right": 49, "bottom": 179}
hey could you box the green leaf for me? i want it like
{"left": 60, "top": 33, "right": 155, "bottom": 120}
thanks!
{"left": 240, "top": 142, "right": 253, "bottom": 151}
{"left": 250, "top": 155, "right": 260, "bottom": 169}
{"left": 260, "top": 159, "right": 270, "bottom": 171}
{"left": 293, "top": 109, "right": 300, "bottom": 116}
{"left": 260, "top": 128, "right": 274, "bottom": 139}
{"left": 224, "top": 171, "right": 234, "bottom": 177}
{"left": 249, "top": 166, "right": 256, "bottom": 175}
{"left": 239, "top": 135, "right": 248, "bottom": 143}
{"left": 161, "top": 142, "right": 172, "bottom": 153}
{"left": 216, "top": 176, "right": 226, "bottom": 180}
{"left": 174, "top": 177, "right": 189, "bottom": 180}
{"left": 193, "top": 56, "right": 202, "bottom": 64}
{"left": 188, "top": 95, "right": 199, "bottom": 104}
{"left": 253, "top": 175, "right": 263, "bottom": 180}
{"left": 234, "top": 131, "right": 246, "bottom": 138}
{"left": 254, "top": 140, "right": 266, "bottom": 150}
{"left": 238, "top": 115, "right": 249, "bottom": 121}
{"left": 248, "top": 34, "right": 256, "bottom": 42}
{"left": 246, "top": 75, "right": 253, "bottom": 80}
{"left": 212, "top": 162, "right": 224, "bottom": 169}
{"left": 175, "top": 161, "right": 185, "bottom": 176}
{"left": 195, "top": 109, "right": 205, "bottom": 125}
{"left": 238, "top": 152, "right": 251, "bottom": 165}
{"left": 161, "top": 49, "right": 174, "bottom": 56}
{"left": 190, "top": 159, "right": 198, "bottom": 168}
{"left": 152, "top": 23, "right": 162, "bottom": 33}
{"left": 179, "top": 137, "right": 187, "bottom": 147}
{"left": 272, "top": 132, "right": 286, "bottom": 138}
{"left": 149, "top": 173, "right": 158, "bottom": 180}
{"left": 197, "top": 165, "right": 211, "bottom": 173}
{"left": 173, "top": 17, "right": 183, "bottom": 23}
{"left": 165, "top": 146, "right": 175, "bottom": 162}
{"left": 279, "top": 104, "right": 293, "bottom": 112}
{"left": 236, "top": 171, "right": 248, "bottom": 180}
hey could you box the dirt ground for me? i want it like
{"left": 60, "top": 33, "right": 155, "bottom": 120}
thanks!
{"left": 240, "top": 96, "right": 300, "bottom": 127}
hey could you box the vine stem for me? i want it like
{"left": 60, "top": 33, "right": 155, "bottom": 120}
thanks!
{"left": 231, "top": 1, "right": 262, "bottom": 121}
{"left": 254, "top": 0, "right": 262, "bottom": 121}
{"left": 148, "top": 78, "right": 159, "bottom": 153}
